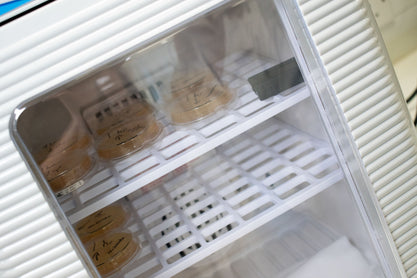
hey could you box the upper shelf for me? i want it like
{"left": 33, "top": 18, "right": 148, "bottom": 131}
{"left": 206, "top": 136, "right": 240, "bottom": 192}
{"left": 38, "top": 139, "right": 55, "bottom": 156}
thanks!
{"left": 60, "top": 52, "right": 310, "bottom": 223}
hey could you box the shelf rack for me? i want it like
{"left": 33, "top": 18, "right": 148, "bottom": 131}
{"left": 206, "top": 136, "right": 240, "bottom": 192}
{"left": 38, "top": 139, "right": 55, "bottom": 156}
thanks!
{"left": 60, "top": 52, "right": 310, "bottom": 223}
{"left": 114, "top": 119, "right": 343, "bottom": 278}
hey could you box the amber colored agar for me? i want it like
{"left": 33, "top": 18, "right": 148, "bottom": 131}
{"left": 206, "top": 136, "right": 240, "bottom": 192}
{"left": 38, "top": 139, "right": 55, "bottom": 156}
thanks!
{"left": 75, "top": 205, "right": 128, "bottom": 243}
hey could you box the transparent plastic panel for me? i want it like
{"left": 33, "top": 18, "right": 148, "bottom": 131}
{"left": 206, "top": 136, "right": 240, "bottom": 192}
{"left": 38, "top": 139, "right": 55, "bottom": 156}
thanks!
{"left": 176, "top": 181, "right": 387, "bottom": 278}
{"left": 13, "top": 0, "right": 304, "bottom": 216}
{"left": 9, "top": 0, "right": 389, "bottom": 277}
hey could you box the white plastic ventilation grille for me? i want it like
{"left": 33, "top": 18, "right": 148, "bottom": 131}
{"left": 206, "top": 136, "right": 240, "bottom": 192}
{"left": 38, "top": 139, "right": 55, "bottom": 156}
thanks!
{"left": 297, "top": 0, "right": 417, "bottom": 276}
{"left": 0, "top": 0, "right": 229, "bottom": 277}
{"left": 61, "top": 52, "right": 310, "bottom": 223}
{"left": 118, "top": 119, "right": 342, "bottom": 278}
{"left": 0, "top": 0, "right": 227, "bottom": 119}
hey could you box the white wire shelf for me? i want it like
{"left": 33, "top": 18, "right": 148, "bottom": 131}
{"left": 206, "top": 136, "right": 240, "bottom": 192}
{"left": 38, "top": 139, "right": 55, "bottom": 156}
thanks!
{"left": 61, "top": 52, "right": 310, "bottom": 223}
{"left": 113, "top": 119, "right": 343, "bottom": 278}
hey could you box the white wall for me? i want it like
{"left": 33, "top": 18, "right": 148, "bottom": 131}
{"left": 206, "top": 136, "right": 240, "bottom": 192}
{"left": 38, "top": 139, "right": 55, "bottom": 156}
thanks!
{"left": 368, "top": 0, "right": 417, "bottom": 120}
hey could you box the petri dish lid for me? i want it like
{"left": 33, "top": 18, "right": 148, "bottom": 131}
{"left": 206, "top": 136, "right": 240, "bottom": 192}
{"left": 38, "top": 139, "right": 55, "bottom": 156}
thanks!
{"left": 40, "top": 149, "right": 93, "bottom": 195}
{"left": 86, "top": 232, "right": 140, "bottom": 276}
{"left": 75, "top": 204, "right": 129, "bottom": 243}
{"left": 96, "top": 115, "right": 162, "bottom": 160}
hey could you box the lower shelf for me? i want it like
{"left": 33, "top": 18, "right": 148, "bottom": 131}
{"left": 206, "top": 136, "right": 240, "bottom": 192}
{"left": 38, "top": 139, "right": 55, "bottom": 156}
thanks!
{"left": 175, "top": 213, "right": 337, "bottom": 278}
{"left": 114, "top": 119, "right": 344, "bottom": 278}
{"left": 176, "top": 213, "right": 380, "bottom": 278}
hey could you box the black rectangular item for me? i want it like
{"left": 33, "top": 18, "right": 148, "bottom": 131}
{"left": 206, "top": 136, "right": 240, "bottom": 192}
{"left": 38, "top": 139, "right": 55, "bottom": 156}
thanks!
{"left": 248, "top": 58, "right": 304, "bottom": 100}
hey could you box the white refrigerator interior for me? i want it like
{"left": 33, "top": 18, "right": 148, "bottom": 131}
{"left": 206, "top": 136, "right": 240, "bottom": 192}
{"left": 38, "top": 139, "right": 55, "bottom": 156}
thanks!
{"left": 1, "top": 0, "right": 417, "bottom": 278}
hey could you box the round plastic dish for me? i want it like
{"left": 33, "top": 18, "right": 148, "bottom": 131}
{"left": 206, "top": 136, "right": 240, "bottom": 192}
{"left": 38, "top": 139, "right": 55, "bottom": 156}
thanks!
{"left": 40, "top": 150, "right": 93, "bottom": 197}
{"left": 34, "top": 132, "right": 92, "bottom": 164}
{"left": 94, "top": 101, "right": 154, "bottom": 135}
{"left": 86, "top": 232, "right": 140, "bottom": 277}
{"left": 75, "top": 204, "right": 128, "bottom": 243}
{"left": 96, "top": 115, "right": 162, "bottom": 160}
{"left": 168, "top": 71, "right": 234, "bottom": 124}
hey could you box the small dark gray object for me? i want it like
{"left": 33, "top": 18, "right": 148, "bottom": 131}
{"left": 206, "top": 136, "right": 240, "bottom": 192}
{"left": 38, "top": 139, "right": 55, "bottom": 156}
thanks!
{"left": 248, "top": 58, "right": 304, "bottom": 100}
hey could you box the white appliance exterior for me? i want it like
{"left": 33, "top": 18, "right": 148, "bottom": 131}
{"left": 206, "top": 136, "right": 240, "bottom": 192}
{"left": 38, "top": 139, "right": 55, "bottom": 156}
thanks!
{"left": 286, "top": 1, "right": 417, "bottom": 277}
{"left": 0, "top": 0, "right": 416, "bottom": 277}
